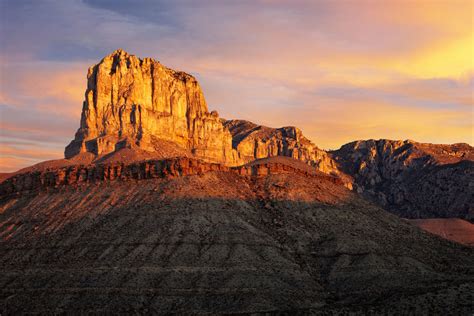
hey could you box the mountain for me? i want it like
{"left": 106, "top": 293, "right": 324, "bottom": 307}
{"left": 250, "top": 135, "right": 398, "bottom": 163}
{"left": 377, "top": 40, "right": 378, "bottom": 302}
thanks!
{"left": 64, "top": 49, "right": 338, "bottom": 174}
{"left": 1, "top": 50, "right": 473, "bottom": 314}
{"left": 34, "top": 49, "right": 474, "bottom": 221}
{"left": 1, "top": 157, "right": 473, "bottom": 314}
{"left": 64, "top": 49, "right": 238, "bottom": 165}
{"left": 331, "top": 139, "right": 474, "bottom": 220}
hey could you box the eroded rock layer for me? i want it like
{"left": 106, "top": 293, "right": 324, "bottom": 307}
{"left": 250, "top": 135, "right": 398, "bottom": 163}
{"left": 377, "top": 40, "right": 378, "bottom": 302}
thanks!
{"left": 0, "top": 157, "right": 342, "bottom": 195}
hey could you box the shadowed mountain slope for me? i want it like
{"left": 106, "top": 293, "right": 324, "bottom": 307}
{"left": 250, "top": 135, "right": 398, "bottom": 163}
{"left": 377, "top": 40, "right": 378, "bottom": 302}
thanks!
{"left": 331, "top": 139, "right": 474, "bottom": 220}
{"left": 1, "top": 158, "right": 473, "bottom": 314}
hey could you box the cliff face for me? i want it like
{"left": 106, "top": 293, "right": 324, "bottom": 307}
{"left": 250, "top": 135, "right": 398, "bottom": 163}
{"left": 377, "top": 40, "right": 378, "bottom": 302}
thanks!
{"left": 331, "top": 140, "right": 474, "bottom": 219}
{"left": 0, "top": 157, "right": 342, "bottom": 196}
{"left": 65, "top": 49, "right": 238, "bottom": 164}
{"left": 64, "top": 50, "right": 340, "bottom": 174}
{"left": 224, "top": 120, "right": 339, "bottom": 175}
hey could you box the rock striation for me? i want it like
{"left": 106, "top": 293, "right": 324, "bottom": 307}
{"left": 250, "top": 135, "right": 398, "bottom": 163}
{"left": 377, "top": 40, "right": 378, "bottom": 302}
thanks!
{"left": 0, "top": 157, "right": 342, "bottom": 196}
{"left": 331, "top": 139, "right": 474, "bottom": 219}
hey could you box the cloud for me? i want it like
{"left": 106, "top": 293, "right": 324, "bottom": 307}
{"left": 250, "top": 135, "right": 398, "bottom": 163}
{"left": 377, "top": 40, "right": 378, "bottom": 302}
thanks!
{"left": 0, "top": 104, "right": 76, "bottom": 143}
{"left": 0, "top": 0, "right": 472, "bottom": 172}
{"left": 0, "top": 60, "right": 86, "bottom": 116}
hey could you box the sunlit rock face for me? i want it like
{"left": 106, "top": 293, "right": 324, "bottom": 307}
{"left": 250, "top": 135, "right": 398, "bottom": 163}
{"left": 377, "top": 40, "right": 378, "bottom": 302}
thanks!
{"left": 224, "top": 120, "right": 340, "bottom": 175}
{"left": 64, "top": 49, "right": 340, "bottom": 173}
{"left": 65, "top": 49, "right": 238, "bottom": 164}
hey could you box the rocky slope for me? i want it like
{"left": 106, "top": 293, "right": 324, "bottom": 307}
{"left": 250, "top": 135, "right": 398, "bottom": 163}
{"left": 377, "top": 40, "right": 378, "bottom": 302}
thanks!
{"left": 331, "top": 139, "right": 474, "bottom": 220}
{"left": 1, "top": 158, "right": 473, "bottom": 314}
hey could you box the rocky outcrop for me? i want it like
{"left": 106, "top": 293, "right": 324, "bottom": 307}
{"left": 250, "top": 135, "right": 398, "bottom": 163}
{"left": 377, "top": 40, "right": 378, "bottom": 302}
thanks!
{"left": 65, "top": 49, "right": 238, "bottom": 165}
{"left": 224, "top": 119, "right": 339, "bottom": 174}
{"left": 0, "top": 157, "right": 342, "bottom": 196}
{"left": 331, "top": 139, "right": 474, "bottom": 219}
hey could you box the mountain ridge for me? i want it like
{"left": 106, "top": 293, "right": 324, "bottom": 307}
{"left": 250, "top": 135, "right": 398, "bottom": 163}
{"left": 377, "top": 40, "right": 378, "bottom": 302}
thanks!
{"left": 1, "top": 49, "right": 473, "bottom": 314}
{"left": 3, "top": 49, "right": 473, "bottom": 220}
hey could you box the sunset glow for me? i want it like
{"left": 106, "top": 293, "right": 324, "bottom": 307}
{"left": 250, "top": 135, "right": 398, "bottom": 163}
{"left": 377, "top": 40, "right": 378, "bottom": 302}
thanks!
{"left": 0, "top": 0, "right": 472, "bottom": 172}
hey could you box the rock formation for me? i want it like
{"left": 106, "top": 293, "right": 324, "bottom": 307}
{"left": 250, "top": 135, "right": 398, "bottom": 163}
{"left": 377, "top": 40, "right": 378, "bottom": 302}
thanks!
{"left": 65, "top": 49, "right": 238, "bottom": 165}
{"left": 224, "top": 120, "right": 340, "bottom": 174}
{"left": 64, "top": 50, "right": 339, "bottom": 174}
{"left": 331, "top": 139, "right": 474, "bottom": 219}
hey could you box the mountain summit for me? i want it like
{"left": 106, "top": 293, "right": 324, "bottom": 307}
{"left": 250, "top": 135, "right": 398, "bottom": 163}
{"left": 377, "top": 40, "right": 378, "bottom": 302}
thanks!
{"left": 64, "top": 49, "right": 237, "bottom": 164}
{"left": 64, "top": 49, "right": 339, "bottom": 173}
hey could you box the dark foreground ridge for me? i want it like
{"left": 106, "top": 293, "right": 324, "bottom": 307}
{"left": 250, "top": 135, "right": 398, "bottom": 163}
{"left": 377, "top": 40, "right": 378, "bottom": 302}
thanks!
{"left": 1, "top": 158, "right": 473, "bottom": 314}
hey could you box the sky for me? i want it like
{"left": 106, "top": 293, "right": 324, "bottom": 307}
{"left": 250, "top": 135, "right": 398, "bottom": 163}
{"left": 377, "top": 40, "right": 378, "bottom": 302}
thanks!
{"left": 0, "top": 0, "right": 473, "bottom": 172}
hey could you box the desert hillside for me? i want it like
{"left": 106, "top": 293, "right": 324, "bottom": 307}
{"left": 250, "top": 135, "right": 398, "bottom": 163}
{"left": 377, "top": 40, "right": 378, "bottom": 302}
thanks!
{"left": 1, "top": 157, "right": 473, "bottom": 314}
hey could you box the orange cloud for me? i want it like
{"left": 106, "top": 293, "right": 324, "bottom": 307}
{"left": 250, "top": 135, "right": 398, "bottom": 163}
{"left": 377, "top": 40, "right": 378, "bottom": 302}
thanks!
{"left": 1, "top": 1, "right": 472, "bottom": 173}
{"left": 297, "top": 99, "right": 473, "bottom": 150}
{"left": 0, "top": 142, "right": 64, "bottom": 172}
{"left": 0, "top": 61, "right": 86, "bottom": 117}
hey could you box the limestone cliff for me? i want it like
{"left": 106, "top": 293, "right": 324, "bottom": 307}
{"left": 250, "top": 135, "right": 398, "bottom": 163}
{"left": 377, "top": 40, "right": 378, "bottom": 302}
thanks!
{"left": 65, "top": 49, "right": 238, "bottom": 164}
{"left": 64, "top": 49, "right": 340, "bottom": 174}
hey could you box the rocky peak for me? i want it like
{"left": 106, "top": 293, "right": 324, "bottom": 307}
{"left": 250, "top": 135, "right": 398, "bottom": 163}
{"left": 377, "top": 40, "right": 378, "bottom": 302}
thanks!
{"left": 64, "top": 50, "right": 341, "bottom": 175}
{"left": 65, "top": 49, "right": 237, "bottom": 164}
